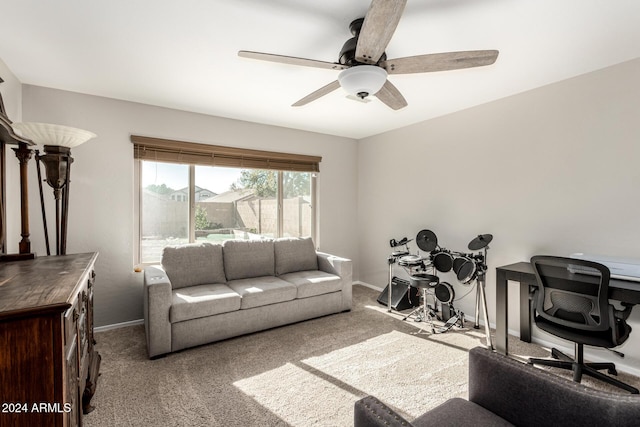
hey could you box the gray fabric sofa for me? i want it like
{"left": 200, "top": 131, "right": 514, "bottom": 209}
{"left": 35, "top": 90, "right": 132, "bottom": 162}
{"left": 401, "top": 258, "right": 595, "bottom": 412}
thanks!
{"left": 143, "top": 237, "right": 352, "bottom": 358}
{"left": 355, "top": 346, "right": 640, "bottom": 426}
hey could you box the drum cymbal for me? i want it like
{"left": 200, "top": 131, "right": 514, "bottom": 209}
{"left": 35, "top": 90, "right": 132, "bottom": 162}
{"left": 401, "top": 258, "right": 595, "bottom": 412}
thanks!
{"left": 468, "top": 234, "right": 493, "bottom": 251}
{"left": 416, "top": 229, "right": 438, "bottom": 252}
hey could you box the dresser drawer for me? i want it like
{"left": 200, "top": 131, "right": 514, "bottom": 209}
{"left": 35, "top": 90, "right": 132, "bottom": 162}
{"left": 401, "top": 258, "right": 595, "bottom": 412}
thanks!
{"left": 64, "top": 302, "right": 79, "bottom": 351}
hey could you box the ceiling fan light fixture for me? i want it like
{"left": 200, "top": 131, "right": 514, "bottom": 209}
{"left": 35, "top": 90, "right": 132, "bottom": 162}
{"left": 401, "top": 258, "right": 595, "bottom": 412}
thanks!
{"left": 338, "top": 65, "right": 387, "bottom": 99}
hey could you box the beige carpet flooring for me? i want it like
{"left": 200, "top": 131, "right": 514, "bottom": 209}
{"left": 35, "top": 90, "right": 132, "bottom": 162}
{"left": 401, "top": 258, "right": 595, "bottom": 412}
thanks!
{"left": 84, "top": 285, "right": 640, "bottom": 427}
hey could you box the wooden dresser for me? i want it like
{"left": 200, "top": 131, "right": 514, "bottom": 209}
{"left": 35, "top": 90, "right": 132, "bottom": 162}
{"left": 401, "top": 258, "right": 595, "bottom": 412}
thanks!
{"left": 0, "top": 253, "right": 100, "bottom": 427}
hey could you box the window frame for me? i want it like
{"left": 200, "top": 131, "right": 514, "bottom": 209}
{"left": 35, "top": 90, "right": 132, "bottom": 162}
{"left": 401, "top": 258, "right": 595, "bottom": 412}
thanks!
{"left": 133, "top": 160, "right": 318, "bottom": 266}
{"left": 131, "top": 135, "right": 321, "bottom": 172}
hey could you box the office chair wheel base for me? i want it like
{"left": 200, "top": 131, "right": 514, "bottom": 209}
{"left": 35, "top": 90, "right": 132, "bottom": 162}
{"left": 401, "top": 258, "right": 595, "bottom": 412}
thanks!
{"left": 550, "top": 348, "right": 563, "bottom": 360}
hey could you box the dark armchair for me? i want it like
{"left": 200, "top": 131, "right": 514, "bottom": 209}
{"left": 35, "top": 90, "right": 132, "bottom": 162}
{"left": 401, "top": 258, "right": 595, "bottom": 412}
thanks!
{"left": 528, "top": 255, "right": 638, "bottom": 393}
{"left": 354, "top": 347, "right": 640, "bottom": 427}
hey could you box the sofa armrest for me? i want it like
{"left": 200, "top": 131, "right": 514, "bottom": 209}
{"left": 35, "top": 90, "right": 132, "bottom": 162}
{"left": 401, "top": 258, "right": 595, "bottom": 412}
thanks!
{"left": 317, "top": 251, "right": 352, "bottom": 311}
{"left": 468, "top": 346, "right": 640, "bottom": 427}
{"left": 143, "top": 265, "right": 173, "bottom": 358}
{"left": 354, "top": 396, "right": 413, "bottom": 427}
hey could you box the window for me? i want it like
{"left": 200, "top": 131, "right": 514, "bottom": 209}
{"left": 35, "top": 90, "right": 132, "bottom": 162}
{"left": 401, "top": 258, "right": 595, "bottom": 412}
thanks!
{"left": 133, "top": 136, "right": 320, "bottom": 264}
{"left": 282, "top": 171, "right": 313, "bottom": 238}
{"left": 140, "top": 162, "right": 189, "bottom": 263}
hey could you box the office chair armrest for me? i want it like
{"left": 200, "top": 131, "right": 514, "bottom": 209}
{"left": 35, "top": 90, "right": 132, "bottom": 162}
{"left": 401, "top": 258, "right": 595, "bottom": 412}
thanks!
{"left": 614, "top": 302, "right": 635, "bottom": 321}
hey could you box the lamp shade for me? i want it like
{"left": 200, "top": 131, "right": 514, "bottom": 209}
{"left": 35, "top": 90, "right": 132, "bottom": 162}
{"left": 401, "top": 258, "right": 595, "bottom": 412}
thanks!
{"left": 12, "top": 122, "right": 96, "bottom": 148}
{"left": 338, "top": 65, "right": 388, "bottom": 98}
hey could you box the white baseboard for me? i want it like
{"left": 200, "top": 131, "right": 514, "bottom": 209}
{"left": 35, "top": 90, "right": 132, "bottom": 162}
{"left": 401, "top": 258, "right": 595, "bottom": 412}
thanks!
{"left": 352, "top": 281, "right": 383, "bottom": 291}
{"left": 95, "top": 319, "right": 144, "bottom": 333}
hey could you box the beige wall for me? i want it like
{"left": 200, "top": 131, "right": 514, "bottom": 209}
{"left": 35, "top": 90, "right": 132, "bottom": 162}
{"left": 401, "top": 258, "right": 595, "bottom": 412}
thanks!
{"left": 15, "top": 85, "right": 358, "bottom": 327}
{"left": 358, "top": 58, "right": 640, "bottom": 374}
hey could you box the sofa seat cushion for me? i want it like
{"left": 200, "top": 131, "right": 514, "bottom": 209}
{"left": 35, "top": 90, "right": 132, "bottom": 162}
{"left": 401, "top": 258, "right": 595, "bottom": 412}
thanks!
{"left": 412, "top": 398, "right": 514, "bottom": 427}
{"left": 170, "top": 284, "right": 241, "bottom": 323}
{"left": 162, "top": 242, "right": 226, "bottom": 289}
{"left": 279, "top": 270, "right": 342, "bottom": 298}
{"left": 227, "top": 276, "right": 297, "bottom": 309}
{"left": 223, "top": 239, "right": 275, "bottom": 281}
{"left": 275, "top": 237, "right": 318, "bottom": 275}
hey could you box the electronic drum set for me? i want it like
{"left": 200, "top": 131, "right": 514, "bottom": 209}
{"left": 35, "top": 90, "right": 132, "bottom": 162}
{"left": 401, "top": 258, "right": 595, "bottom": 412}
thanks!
{"left": 387, "top": 230, "right": 494, "bottom": 348}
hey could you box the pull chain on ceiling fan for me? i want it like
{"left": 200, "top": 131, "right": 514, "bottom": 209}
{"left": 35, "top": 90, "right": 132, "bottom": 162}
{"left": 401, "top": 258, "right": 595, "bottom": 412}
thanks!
{"left": 238, "top": 0, "right": 499, "bottom": 110}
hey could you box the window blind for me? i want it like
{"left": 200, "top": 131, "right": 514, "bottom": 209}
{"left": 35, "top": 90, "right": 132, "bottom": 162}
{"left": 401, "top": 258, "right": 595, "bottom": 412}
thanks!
{"left": 131, "top": 135, "right": 321, "bottom": 172}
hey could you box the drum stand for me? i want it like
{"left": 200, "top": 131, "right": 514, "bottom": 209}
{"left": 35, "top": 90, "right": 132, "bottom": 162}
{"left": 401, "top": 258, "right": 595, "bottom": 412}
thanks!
{"left": 400, "top": 267, "right": 441, "bottom": 334}
{"left": 403, "top": 285, "right": 465, "bottom": 334}
{"left": 473, "top": 248, "right": 494, "bottom": 349}
{"left": 402, "top": 285, "right": 437, "bottom": 334}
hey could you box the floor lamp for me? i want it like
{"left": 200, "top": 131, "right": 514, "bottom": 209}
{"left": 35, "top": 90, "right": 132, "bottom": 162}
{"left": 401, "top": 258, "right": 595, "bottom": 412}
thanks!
{"left": 0, "top": 77, "right": 36, "bottom": 261}
{"left": 12, "top": 122, "right": 96, "bottom": 256}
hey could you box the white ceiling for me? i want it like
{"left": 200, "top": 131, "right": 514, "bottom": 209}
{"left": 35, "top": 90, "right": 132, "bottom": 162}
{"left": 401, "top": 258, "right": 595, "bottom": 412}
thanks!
{"left": 1, "top": 1, "right": 639, "bottom": 139}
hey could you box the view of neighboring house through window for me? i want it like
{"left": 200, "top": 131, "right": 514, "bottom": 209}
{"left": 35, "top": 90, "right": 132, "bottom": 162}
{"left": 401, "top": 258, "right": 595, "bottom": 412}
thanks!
{"left": 139, "top": 161, "right": 314, "bottom": 264}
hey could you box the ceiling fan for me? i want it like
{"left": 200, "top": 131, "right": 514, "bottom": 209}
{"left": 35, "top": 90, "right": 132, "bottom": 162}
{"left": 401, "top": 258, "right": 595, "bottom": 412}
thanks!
{"left": 238, "top": 0, "right": 499, "bottom": 110}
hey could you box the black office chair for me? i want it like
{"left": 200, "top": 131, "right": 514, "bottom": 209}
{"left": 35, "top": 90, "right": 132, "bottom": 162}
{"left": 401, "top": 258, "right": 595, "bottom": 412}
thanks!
{"left": 528, "top": 255, "right": 638, "bottom": 394}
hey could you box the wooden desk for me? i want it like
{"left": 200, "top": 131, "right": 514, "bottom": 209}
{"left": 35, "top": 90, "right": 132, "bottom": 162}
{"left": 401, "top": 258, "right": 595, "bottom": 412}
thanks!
{"left": 495, "top": 261, "right": 640, "bottom": 355}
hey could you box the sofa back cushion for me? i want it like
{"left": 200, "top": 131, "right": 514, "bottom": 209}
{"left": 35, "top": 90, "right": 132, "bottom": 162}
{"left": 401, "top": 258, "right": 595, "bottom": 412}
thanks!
{"left": 162, "top": 243, "right": 226, "bottom": 289}
{"left": 223, "top": 239, "right": 275, "bottom": 280}
{"left": 274, "top": 237, "right": 318, "bottom": 275}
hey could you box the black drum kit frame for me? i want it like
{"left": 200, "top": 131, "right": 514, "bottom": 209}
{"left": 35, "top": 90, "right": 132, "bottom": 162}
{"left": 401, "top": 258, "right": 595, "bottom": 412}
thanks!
{"left": 387, "top": 230, "right": 494, "bottom": 348}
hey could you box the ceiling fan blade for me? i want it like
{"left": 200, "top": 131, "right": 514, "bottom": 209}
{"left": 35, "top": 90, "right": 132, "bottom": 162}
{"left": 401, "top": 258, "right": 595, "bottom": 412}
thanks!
{"left": 355, "top": 0, "right": 407, "bottom": 64}
{"left": 375, "top": 80, "right": 407, "bottom": 110}
{"left": 292, "top": 80, "right": 341, "bottom": 107}
{"left": 238, "top": 50, "right": 347, "bottom": 70}
{"left": 380, "top": 50, "right": 499, "bottom": 74}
